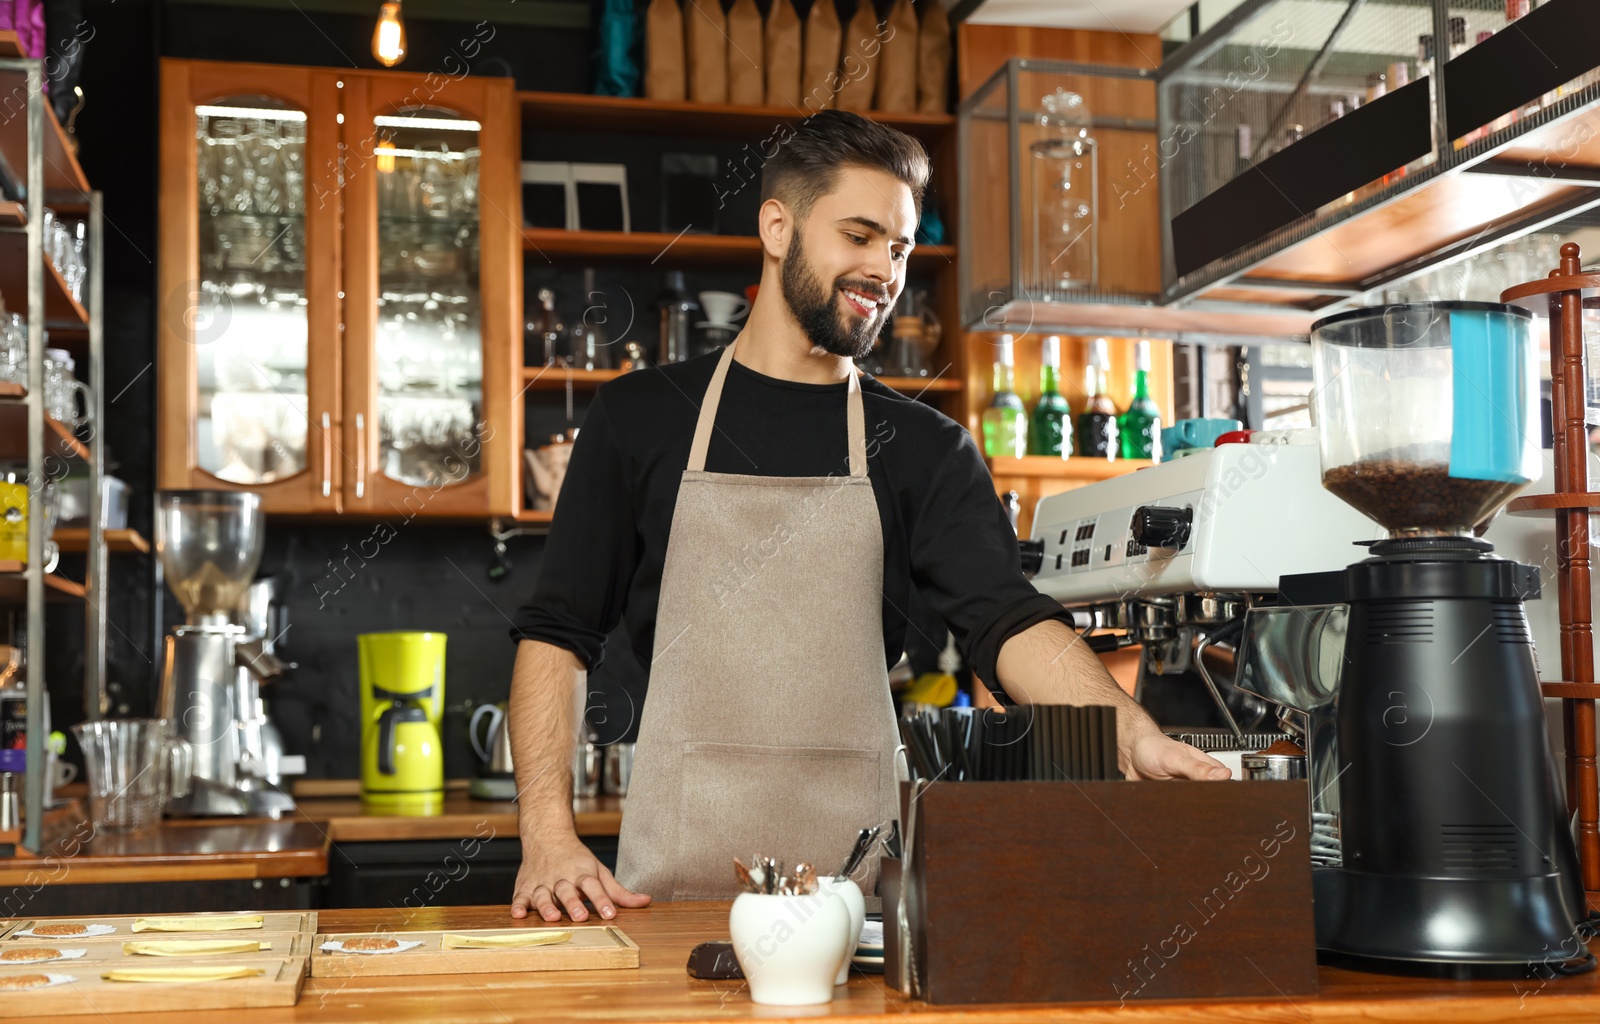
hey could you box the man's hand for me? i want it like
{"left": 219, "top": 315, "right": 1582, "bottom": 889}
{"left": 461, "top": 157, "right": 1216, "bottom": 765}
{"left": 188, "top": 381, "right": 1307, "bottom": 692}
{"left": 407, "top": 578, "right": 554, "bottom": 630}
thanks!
{"left": 1126, "top": 729, "right": 1232, "bottom": 781}
{"left": 996, "top": 621, "right": 1235, "bottom": 783}
{"left": 511, "top": 833, "right": 652, "bottom": 922}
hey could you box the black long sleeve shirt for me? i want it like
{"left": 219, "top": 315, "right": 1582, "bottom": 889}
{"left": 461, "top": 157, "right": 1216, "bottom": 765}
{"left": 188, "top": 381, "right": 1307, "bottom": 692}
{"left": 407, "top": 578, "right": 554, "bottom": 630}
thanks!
{"left": 509, "top": 351, "right": 1072, "bottom": 689}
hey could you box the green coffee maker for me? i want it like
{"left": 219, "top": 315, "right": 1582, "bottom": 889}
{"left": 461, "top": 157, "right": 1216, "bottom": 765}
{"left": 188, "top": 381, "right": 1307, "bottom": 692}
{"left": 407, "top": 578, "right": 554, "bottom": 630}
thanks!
{"left": 358, "top": 632, "right": 445, "bottom": 815}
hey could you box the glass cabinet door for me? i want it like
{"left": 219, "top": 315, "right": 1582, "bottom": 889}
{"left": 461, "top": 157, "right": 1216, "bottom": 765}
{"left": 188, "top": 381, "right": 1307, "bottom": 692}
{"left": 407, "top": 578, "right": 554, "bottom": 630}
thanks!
{"left": 194, "top": 99, "right": 309, "bottom": 485}
{"left": 342, "top": 74, "right": 519, "bottom": 516}
{"left": 373, "top": 111, "right": 483, "bottom": 489}
{"left": 158, "top": 62, "right": 342, "bottom": 513}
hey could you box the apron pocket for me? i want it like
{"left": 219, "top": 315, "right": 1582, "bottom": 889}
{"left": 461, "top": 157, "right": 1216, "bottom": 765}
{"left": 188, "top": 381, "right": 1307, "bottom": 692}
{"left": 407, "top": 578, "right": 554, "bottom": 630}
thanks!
{"left": 674, "top": 741, "right": 885, "bottom": 900}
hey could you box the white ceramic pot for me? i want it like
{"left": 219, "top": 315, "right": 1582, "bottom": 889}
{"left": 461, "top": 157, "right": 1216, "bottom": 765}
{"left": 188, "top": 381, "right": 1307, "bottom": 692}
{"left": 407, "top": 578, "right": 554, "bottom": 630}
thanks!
{"left": 729, "top": 891, "right": 851, "bottom": 1006}
{"left": 815, "top": 876, "right": 865, "bottom": 985}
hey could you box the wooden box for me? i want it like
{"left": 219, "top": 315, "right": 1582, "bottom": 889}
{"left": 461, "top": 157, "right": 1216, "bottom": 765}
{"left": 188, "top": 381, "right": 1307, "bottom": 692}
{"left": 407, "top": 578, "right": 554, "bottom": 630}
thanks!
{"left": 0, "top": 956, "right": 306, "bottom": 1016}
{"left": 890, "top": 780, "right": 1318, "bottom": 1005}
{"left": 310, "top": 926, "right": 639, "bottom": 977}
{"left": 0, "top": 912, "right": 315, "bottom": 940}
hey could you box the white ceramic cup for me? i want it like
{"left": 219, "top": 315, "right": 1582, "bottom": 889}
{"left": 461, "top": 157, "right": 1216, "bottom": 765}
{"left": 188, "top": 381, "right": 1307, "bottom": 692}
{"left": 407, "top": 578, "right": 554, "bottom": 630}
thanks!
{"left": 698, "top": 291, "right": 749, "bottom": 326}
{"left": 51, "top": 758, "right": 77, "bottom": 789}
{"left": 729, "top": 891, "right": 851, "bottom": 1006}
{"left": 815, "top": 876, "right": 866, "bottom": 985}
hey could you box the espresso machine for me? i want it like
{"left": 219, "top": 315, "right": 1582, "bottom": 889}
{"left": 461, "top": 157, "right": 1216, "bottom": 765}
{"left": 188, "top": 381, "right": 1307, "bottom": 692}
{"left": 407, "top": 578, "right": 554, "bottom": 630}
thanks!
{"left": 156, "top": 490, "right": 296, "bottom": 817}
{"left": 1025, "top": 303, "right": 1587, "bottom": 967}
{"left": 1024, "top": 433, "right": 1383, "bottom": 748}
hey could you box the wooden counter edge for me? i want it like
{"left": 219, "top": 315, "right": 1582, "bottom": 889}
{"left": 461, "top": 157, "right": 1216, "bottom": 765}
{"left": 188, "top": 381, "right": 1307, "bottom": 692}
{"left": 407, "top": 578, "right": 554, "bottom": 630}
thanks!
{"left": 0, "top": 846, "right": 328, "bottom": 886}
{"left": 317, "top": 808, "right": 621, "bottom": 842}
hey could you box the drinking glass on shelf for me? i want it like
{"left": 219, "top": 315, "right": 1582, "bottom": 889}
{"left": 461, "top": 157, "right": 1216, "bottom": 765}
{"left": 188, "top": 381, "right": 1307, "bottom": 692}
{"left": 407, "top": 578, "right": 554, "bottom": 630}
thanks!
{"left": 43, "top": 348, "right": 91, "bottom": 429}
{"left": 418, "top": 147, "right": 446, "bottom": 219}
{"left": 58, "top": 221, "right": 86, "bottom": 303}
{"left": 281, "top": 122, "right": 305, "bottom": 215}
{"left": 0, "top": 315, "right": 24, "bottom": 385}
{"left": 454, "top": 147, "right": 480, "bottom": 215}
{"left": 40, "top": 208, "right": 66, "bottom": 274}
{"left": 248, "top": 131, "right": 286, "bottom": 216}
{"left": 58, "top": 222, "right": 70, "bottom": 273}
{"left": 225, "top": 139, "right": 253, "bottom": 214}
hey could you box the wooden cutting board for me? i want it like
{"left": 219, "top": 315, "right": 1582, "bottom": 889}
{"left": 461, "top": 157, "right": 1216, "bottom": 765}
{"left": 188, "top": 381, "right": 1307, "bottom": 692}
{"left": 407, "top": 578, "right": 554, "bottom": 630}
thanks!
{"left": 310, "top": 926, "right": 639, "bottom": 977}
{"left": 2, "top": 912, "right": 316, "bottom": 939}
{"left": 0, "top": 932, "right": 314, "bottom": 964}
{"left": 0, "top": 955, "right": 305, "bottom": 1017}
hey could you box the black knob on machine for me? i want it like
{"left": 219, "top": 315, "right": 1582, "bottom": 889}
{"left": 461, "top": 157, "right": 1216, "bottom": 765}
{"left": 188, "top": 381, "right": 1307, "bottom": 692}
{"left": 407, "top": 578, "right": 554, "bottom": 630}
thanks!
{"left": 1018, "top": 538, "right": 1045, "bottom": 576}
{"left": 1130, "top": 505, "right": 1192, "bottom": 549}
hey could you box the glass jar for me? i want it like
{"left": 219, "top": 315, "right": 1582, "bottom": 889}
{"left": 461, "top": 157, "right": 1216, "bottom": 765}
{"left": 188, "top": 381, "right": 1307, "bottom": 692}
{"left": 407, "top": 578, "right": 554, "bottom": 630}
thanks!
{"left": 1029, "top": 88, "right": 1097, "bottom": 296}
{"left": 43, "top": 347, "right": 90, "bottom": 429}
{"left": 1309, "top": 302, "right": 1539, "bottom": 536}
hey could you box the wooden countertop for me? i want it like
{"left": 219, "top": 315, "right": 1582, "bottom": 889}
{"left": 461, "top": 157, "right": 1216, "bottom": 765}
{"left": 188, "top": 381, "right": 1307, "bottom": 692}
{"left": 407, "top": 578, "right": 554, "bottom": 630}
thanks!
{"left": 0, "top": 812, "right": 329, "bottom": 886}
{"left": 14, "top": 900, "right": 1600, "bottom": 1022}
{"left": 0, "top": 792, "right": 622, "bottom": 885}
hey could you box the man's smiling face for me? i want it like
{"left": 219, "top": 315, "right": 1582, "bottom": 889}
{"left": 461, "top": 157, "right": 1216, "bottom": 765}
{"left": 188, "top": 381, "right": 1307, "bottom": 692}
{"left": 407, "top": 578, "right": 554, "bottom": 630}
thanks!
{"left": 778, "top": 164, "right": 918, "bottom": 360}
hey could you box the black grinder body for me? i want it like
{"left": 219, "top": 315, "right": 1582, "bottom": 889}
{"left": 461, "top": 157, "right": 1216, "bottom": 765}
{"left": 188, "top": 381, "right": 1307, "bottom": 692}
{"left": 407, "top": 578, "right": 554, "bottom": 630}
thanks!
{"left": 1313, "top": 538, "right": 1586, "bottom": 965}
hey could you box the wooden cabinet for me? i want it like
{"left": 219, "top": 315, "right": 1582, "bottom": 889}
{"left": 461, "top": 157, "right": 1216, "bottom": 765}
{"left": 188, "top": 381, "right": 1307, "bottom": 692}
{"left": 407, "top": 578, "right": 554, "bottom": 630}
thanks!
{"left": 157, "top": 59, "right": 520, "bottom": 517}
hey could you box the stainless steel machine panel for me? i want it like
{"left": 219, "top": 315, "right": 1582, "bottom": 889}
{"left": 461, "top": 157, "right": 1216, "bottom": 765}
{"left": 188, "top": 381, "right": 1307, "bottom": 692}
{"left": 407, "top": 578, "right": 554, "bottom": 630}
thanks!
{"left": 1030, "top": 441, "right": 1382, "bottom": 602}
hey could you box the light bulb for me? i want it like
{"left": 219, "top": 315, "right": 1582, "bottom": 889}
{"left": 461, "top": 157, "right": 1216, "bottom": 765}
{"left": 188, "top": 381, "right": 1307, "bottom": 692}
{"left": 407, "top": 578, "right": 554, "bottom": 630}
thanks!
{"left": 372, "top": 1, "right": 407, "bottom": 67}
{"left": 375, "top": 139, "right": 397, "bottom": 173}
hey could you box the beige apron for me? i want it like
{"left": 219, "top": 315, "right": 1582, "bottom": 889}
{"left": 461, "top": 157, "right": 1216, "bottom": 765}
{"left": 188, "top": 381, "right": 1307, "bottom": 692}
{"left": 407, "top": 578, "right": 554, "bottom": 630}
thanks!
{"left": 613, "top": 341, "right": 903, "bottom": 901}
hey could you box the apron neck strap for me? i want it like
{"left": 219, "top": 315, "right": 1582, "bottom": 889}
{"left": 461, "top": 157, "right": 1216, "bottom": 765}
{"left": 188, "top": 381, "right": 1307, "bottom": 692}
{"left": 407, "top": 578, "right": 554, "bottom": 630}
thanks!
{"left": 688, "top": 341, "right": 869, "bottom": 478}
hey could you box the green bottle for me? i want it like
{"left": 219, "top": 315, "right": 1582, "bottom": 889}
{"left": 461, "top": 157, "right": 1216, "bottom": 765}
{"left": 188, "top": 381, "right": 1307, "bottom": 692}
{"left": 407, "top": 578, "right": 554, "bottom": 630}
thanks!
{"left": 1118, "top": 339, "right": 1163, "bottom": 460}
{"left": 1028, "top": 335, "right": 1072, "bottom": 457}
{"left": 981, "top": 334, "right": 1028, "bottom": 459}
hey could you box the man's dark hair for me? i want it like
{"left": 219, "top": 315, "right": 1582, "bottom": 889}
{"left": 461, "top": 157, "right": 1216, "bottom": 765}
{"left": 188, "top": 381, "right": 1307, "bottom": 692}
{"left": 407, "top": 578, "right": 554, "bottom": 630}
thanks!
{"left": 760, "top": 109, "right": 930, "bottom": 218}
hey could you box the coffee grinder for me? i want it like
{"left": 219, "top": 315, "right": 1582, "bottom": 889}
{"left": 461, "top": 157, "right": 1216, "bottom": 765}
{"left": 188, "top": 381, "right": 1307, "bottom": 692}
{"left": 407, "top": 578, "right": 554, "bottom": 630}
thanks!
{"left": 1305, "top": 302, "right": 1586, "bottom": 966}
{"left": 358, "top": 632, "right": 445, "bottom": 815}
{"left": 156, "top": 491, "right": 292, "bottom": 816}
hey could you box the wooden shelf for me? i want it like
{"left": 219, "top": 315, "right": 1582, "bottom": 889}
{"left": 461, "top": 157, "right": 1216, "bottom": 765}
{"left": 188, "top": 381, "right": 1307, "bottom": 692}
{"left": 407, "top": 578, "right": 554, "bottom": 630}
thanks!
{"left": 0, "top": 405, "right": 89, "bottom": 460}
{"left": 988, "top": 456, "right": 1155, "bottom": 481}
{"left": 518, "top": 90, "right": 955, "bottom": 141}
{"left": 521, "top": 367, "right": 619, "bottom": 389}
{"left": 524, "top": 227, "right": 955, "bottom": 267}
{"left": 45, "top": 414, "right": 85, "bottom": 458}
{"left": 973, "top": 296, "right": 1317, "bottom": 339}
{"left": 515, "top": 509, "right": 554, "bottom": 524}
{"left": 0, "top": 34, "right": 89, "bottom": 195}
{"left": 0, "top": 200, "right": 23, "bottom": 227}
{"left": 53, "top": 528, "right": 150, "bottom": 554}
{"left": 0, "top": 228, "right": 88, "bottom": 326}
{"left": 1543, "top": 682, "right": 1600, "bottom": 699}
{"left": 0, "top": 380, "right": 21, "bottom": 397}
{"left": 0, "top": 561, "right": 87, "bottom": 601}
{"left": 520, "top": 365, "right": 962, "bottom": 395}
{"left": 1170, "top": 82, "right": 1600, "bottom": 314}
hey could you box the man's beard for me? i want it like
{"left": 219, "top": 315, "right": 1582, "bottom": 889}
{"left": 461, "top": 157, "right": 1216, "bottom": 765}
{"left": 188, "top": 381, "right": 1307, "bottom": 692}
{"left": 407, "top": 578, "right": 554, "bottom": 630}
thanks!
{"left": 780, "top": 231, "right": 891, "bottom": 360}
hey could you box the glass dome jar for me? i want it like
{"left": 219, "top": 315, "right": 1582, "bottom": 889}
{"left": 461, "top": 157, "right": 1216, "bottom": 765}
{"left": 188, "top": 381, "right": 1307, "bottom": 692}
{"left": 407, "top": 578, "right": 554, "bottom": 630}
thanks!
{"left": 1029, "top": 88, "right": 1097, "bottom": 296}
{"left": 1309, "top": 301, "right": 1540, "bottom": 536}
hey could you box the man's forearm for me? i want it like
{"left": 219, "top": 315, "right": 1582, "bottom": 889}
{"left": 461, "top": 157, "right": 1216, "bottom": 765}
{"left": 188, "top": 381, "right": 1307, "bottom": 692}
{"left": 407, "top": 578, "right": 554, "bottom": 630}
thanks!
{"left": 994, "top": 619, "right": 1162, "bottom": 771}
{"left": 508, "top": 639, "right": 586, "bottom": 841}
